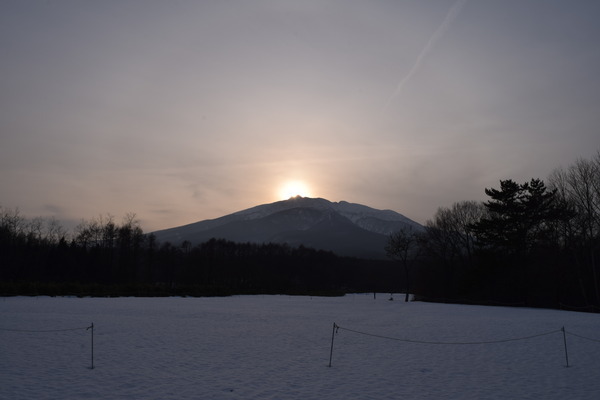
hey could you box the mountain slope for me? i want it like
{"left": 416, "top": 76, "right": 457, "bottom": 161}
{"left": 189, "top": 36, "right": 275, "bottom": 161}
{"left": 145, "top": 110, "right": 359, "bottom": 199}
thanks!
{"left": 152, "top": 197, "right": 423, "bottom": 259}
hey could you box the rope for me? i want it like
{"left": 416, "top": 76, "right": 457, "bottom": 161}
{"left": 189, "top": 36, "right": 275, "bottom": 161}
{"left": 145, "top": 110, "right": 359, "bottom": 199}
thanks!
{"left": 335, "top": 324, "right": 563, "bottom": 345}
{"left": 0, "top": 326, "right": 91, "bottom": 333}
{"left": 566, "top": 331, "right": 600, "bottom": 343}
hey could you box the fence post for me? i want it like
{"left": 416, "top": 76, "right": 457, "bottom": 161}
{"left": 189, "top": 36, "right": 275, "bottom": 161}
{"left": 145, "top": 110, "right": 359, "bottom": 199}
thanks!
{"left": 87, "top": 323, "right": 94, "bottom": 369}
{"left": 328, "top": 323, "right": 337, "bottom": 367}
{"left": 561, "top": 326, "right": 569, "bottom": 368}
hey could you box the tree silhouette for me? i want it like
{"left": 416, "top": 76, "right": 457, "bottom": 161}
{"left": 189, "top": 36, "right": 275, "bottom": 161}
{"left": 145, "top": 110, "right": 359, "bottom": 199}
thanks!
{"left": 472, "top": 179, "right": 565, "bottom": 255}
{"left": 386, "top": 227, "right": 421, "bottom": 302}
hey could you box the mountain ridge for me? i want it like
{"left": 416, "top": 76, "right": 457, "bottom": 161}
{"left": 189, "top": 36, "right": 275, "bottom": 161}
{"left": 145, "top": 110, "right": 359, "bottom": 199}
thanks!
{"left": 152, "top": 197, "right": 423, "bottom": 259}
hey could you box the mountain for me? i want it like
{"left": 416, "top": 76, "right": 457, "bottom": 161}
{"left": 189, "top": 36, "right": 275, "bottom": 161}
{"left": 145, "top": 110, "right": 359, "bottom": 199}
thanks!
{"left": 152, "top": 197, "right": 423, "bottom": 259}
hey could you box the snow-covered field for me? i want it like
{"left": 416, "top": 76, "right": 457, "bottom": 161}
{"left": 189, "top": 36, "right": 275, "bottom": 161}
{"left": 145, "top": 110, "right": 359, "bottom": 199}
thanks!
{"left": 1, "top": 294, "right": 600, "bottom": 400}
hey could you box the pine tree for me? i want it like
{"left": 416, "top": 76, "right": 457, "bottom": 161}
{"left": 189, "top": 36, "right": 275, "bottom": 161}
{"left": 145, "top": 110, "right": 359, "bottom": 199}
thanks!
{"left": 472, "top": 178, "right": 565, "bottom": 255}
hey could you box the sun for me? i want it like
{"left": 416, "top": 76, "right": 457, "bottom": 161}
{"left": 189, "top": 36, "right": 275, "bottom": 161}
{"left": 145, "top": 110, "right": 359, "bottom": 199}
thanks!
{"left": 278, "top": 180, "right": 312, "bottom": 199}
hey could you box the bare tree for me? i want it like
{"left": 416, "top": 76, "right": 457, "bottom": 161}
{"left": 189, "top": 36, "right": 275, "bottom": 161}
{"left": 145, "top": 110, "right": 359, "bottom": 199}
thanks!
{"left": 0, "top": 206, "right": 25, "bottom": 239}
{"left": 548, "top": 153, "right": 600, "bottom": 308}
{"left": 44, "top": 217, "right": 68, "bottom": 244}
{"left": 425, "top": 201, "right": 486, "bottom": 268}
{"left": 25, "top": 216, "right": 44, "bottom": 242}
{"left": 552, "top": 157, "right": 600, "bottom": 305}
{"left": 385, "top": 226, "right": 422, "bottom": 302}
{"left": 420, "top": 201, "right": 486, "bottom": 301}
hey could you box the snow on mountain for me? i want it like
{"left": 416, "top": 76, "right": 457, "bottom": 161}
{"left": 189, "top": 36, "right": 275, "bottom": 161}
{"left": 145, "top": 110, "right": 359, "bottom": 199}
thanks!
{"left": 152, "top": 197, "right": 423, "bottom": 259}
{"left": 234, "top": 197, "right": 420, "bottom": 226}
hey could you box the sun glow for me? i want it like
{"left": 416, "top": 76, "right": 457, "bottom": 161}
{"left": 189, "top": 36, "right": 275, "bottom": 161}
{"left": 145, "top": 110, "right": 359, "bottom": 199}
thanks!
{"left": 278, "top": 180, "right": 312, "bottom": 199}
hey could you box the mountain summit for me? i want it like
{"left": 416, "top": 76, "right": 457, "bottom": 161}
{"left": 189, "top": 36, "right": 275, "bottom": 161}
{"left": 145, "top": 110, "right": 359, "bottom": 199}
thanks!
{"left": 152, "top": 197, "right": 423, "bottom": 259}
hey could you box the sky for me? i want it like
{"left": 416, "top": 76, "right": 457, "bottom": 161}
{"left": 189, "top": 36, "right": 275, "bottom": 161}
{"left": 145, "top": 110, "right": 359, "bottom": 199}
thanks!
{"left": 1, "top": 0, "right": 599, "bottom": 232}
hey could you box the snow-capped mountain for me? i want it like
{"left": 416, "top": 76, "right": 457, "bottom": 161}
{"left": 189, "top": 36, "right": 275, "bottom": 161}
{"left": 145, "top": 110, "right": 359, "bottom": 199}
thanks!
{"left": 152, "top": 197, "right": 423, "bottom": 259}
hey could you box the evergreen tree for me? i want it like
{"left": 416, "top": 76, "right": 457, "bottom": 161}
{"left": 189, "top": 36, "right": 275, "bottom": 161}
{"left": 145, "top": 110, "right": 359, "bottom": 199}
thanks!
{"left": 472, "top": 178, "right": 566, "bottom": 255}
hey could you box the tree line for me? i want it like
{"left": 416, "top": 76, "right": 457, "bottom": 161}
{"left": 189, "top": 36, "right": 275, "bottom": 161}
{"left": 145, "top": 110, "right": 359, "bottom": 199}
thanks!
{"left": 0, "top": 212, "right": 399, "bottom": 297}
{"left": 3, "top": 151, "right": 599, "bottom": 309}
{"left": 388, "top": 152, "right": 600, "bottom": 312}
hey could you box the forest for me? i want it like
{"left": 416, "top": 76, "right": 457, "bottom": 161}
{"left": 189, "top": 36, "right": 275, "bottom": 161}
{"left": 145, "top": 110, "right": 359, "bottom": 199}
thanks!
{"left": 1, "top": 152, "right": 599, "bottom": 313}
{"left": 397, "top": 152, "right": 600, "bottom": 312}
{"left": 0, "top": 211, "right": 399, "bottom": 297}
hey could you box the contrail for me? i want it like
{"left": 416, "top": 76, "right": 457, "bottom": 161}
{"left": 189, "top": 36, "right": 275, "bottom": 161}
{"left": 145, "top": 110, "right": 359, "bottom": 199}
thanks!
{"left": 381, "top": 0, "right": 468, "bottom": 114}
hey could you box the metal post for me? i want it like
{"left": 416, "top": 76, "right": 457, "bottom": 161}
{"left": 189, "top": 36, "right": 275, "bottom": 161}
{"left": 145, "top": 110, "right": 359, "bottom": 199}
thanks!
{"left": 561, "top": 326, "right": 569, "bottom": 368}
{"left": 87, "top": 323, "right": 94, "bottom": 369}
{"left": 328, "top": 323, "right": 337, "bottom": 367}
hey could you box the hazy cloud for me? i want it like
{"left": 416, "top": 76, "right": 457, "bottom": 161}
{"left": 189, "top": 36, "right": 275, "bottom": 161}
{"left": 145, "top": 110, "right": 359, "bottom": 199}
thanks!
{"left": 1, "top": 0, "right": 599, "bottom": 231}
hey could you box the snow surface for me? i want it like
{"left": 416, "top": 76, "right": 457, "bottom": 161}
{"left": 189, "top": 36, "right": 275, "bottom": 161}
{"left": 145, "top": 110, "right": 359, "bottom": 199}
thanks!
{"left": 2, "top": 295, "right": 600, "bottom": 400}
